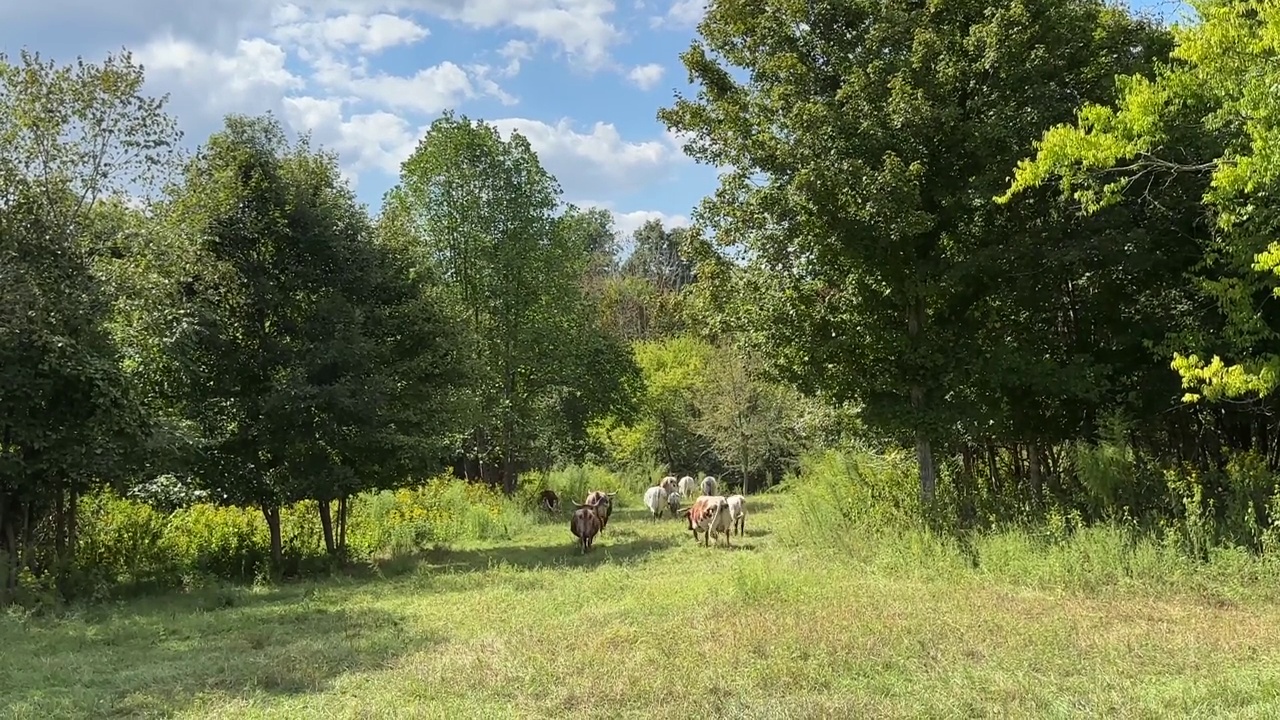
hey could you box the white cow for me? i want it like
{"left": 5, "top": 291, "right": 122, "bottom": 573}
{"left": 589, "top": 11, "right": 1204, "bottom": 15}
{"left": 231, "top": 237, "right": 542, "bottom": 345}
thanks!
{"left": 659, "top": 475, "right": 678, "bottom": 493}
{"left": 725, "top": 494, "right": 747, "bottom": 536}
{"left": 678, "top": 475, "right": 697, "bottom": 497}
{"left": 642, "top": 485, "right": 669, "bottom": 521}
{"left": 700, "top": 475, "right": 717, "bottom": 497}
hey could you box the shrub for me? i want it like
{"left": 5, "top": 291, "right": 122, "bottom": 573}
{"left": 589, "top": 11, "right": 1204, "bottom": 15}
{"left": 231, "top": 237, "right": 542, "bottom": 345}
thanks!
{"left": 73, "top": 491, "right": 181, "bottom": 598}
{"left": 345, "top": 476, "right": 530, "bottom": 558}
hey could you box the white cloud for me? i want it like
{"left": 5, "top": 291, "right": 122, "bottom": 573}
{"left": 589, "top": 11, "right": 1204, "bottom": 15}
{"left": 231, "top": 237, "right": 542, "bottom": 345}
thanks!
{"left": 491, "top": 117, "right": 688, "bottom": 201}
{"left": 611, "top": 208, "right": 690, "bottom": 238}
{"left": 498, "top": 39, "right": 534, "bottom": 77}
{"left": 271, "top": 11, "right": 429, "bottom": 53}
{"left": 468, "top": 64, "right": 520, "bottom": 105}
{"left": 626, "top": 63, "right": 665, "bottom": 91}
{"left": 2, "top": 1, "right": 623, "bottom": 71}
{"left": 651, "top": 0, "right": 704, "bottom": 29}
{"left": 135, "top": 35, "right": 304, "bottom": 113}
{"left": 308, "top": 56, "right": 478, "bottom": 114}
{"left": 281, "top": 96, "right": 424, "bottom": 182}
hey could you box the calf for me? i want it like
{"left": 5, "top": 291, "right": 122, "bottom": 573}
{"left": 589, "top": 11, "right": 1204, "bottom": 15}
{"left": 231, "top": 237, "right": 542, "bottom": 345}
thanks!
{"left": 666, "top": 490, "right": 682, "bottom": 518}
{"left": 678, "top": 475, "right": 697, "bottom": 497}
{"left": 681, "top": 494, "right": 733, "bottom": 548}
{"left": 538, "top": 489, "right": 560, "bottom": 513}
{"left": 725, "top": 494, "right": 746, "bottom": 536}
{"left": 643, "top": 485, "right": 669, "bottom": 520}
{"left": 570, "top": 503, "right": 602, "bottom": 553}
{"left": 583, "top": 490, "right": 618, "bottom": 531}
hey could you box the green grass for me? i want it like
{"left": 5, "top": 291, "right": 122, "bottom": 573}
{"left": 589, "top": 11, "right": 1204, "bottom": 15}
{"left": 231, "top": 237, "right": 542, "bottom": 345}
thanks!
{"left": 5, "top": 494, "right": 1280, "bottom": 719}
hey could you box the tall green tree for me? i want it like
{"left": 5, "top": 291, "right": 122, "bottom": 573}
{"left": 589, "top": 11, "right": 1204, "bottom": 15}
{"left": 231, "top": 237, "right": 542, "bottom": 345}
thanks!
{"left": 1001, "top": 0, "right": 1280, "bottom": 406}
{"left": 0, "top": 49, "right": 179, "bottom": 596}
{"left": 658, "top": 0, "right": 1173, "bottom": 501}
{"left": 386, "top": 112, "right": 618, "bottom": 492}
{"left": 136, "top": 113, "right": 466, "bottom": 565}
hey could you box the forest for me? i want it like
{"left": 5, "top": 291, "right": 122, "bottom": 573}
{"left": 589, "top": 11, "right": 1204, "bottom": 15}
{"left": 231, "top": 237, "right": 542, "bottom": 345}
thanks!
{"left": 4, "top": 0, "right": 1280, "bottom": 616}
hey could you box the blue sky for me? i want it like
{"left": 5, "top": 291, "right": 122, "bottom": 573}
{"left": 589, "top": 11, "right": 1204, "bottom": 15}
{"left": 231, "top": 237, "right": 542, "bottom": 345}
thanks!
{"left": 1, "top": 0, "right": 1186, "bottom": 244}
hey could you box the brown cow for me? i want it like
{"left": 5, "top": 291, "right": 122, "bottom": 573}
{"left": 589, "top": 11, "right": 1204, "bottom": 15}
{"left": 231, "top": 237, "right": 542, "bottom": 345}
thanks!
{"left": 570, "top": 503, "right": 602, "bottom": 553}
{"left": 538, "top": 489, "right": 560, "bottom": 513}
{"left": 583, "top": 490, "right": 617, "bottom": 531}
{"left": 681, "top": 494, "right": 733, "bottom": 548}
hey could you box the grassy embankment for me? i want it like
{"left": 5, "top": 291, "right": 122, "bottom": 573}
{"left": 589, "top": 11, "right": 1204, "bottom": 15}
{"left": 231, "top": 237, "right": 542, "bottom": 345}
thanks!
{"left": 6, "top": 461, "right": 1280, "bottom": 719}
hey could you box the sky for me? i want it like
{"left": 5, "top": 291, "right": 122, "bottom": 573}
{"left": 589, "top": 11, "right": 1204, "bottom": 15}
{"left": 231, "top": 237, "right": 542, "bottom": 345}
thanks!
{"left": 1, "top": 0, "right": 1187, "bottom": 245}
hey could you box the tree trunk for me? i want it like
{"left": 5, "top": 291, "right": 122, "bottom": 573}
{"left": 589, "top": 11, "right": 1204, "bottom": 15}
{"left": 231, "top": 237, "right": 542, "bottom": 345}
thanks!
{"left": 2, "top": 503, "right": 17, "bottom": 597}
{"left": 337, "top": 495, "right": 349, "bottom": 552}
{"left": 986, "top": 442, "right": 999, "bottom": 495}
{"left": 502, "top": 359, "right": 519, "bottom": 496}
{"left": 54, "top": 488, "right": 66, "bottom": 560}
{"left": 474, "top": 426, "right": 487, "bottom": 487}
{"left": 261, "top": 504, "right": 283, "bottom": 571}
{"left": 67, "top": 489, "right": 78, "bottom": 559}
{"left": 907, "top": 293, "right": 936, "bottom": 502}
{"left": 318, "top": 499, "right": 336, "bottom": 554}
{"left": 915, "top": 433, "right": 937, "bottom": 503}
{"left": 1028, "top": 442, "right": 1043, "bottom": 503}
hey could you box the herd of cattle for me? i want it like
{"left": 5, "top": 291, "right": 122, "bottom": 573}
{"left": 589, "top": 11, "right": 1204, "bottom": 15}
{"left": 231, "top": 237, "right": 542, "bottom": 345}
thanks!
{"left": 537, "top": 475, "right": 749, "bottom": 553}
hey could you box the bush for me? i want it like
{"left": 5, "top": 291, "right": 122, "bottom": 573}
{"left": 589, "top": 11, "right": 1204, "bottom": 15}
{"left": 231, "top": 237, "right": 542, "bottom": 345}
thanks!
{"left": 28, "top": 475, "right": 537, "bottom": 605}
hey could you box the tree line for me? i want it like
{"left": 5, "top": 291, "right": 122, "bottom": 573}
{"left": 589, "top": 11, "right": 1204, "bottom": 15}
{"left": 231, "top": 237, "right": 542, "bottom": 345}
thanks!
{"left": 0, "top": 47, "right": 820, "bottom": 600}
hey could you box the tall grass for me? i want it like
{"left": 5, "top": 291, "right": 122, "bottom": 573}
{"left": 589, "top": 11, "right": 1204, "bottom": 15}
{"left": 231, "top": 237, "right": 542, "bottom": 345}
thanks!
{"left": 518, "top": 460, "right": 658, "bottom": 511}
{"left": 774, "top": 447, "right": 1280, "bottom": 602}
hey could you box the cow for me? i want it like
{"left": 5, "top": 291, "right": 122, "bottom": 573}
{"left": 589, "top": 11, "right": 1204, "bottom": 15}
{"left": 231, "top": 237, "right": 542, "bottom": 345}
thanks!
{"left": 643, "top": 485, "right": 669, "bottom": 520}
{"left": 681, "top": 494, "right": 733, "bottom": 548}
{"left": 700, "top": 475, "right": 717, "bottom": 497}
{"left": 725, "top": 494, "right": 747, "bottom": 536}
{"left": 570, "top": 503, "right": 602, "bottom": 553}
{"left": 538, "top": 489, "right": 560, "bottom": 513}
{"left": 659, "top": 475, "right": 678, "bottom": 493}
{"left": 583, "top": 490, "right": 618, "bottom": 531}
{"left": 678, "top": 475, "right": 697, "bottom": 497}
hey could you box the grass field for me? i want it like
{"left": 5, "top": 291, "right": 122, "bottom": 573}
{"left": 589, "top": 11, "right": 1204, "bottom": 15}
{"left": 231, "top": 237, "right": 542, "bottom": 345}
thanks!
{"left": 5, "top": 494, "right": 1280, "bottom": 719}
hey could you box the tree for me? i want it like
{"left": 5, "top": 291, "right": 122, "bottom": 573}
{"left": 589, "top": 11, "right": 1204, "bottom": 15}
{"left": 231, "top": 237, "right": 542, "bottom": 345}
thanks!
{"left": 1000, "top": 0, "right": 1280, "bottom": 406}
{"left": 134, "top": 113, "right": 467, "bottom": 566}
{"left": 275, "top": 145, "right": 469, "bottom": 556}
{"left": 387, "top": 113, "right": 623, "bottom": 492}
{"left": 658, "top": 0, "right": 1174, "bottom": 502}
{"left": 621, "top": 219, "right": 695, "bottom": 292}
{"left": 590, "top": 336, "right": 716, "bottom": 473}
{"left": 694, "top": 341, "right": 799, "bottom": 494}
{"left": 0, "top": 49, "right": 180, "bottom": 598}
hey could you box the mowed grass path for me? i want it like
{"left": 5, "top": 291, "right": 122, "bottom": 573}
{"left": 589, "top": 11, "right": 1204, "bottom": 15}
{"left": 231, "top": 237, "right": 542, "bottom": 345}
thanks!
{"left": 5, "top": 495, "right": 1280, "bottom": 719}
